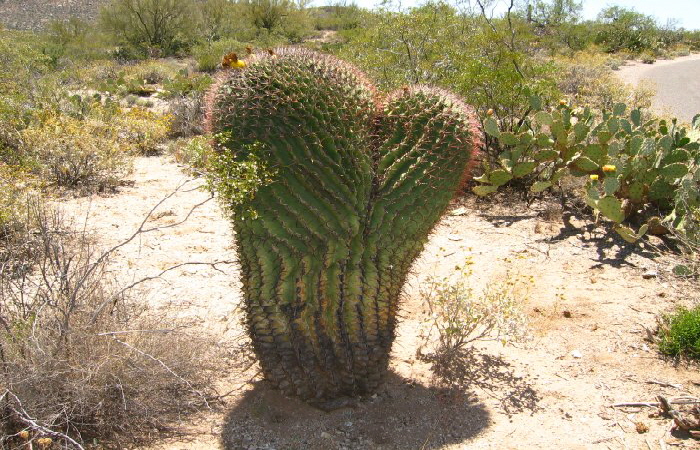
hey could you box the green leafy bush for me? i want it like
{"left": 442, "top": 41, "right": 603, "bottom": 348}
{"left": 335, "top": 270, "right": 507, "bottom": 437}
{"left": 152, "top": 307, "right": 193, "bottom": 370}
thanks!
{"left": 658, "top": 305, "right": 700, "bottom": 359}
{"left": 475, "top": 102, "right": 700, "bottom": 244}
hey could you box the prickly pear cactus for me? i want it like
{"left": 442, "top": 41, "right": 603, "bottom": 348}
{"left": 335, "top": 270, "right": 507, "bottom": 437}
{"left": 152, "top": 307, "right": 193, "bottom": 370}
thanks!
{"left": 205, "top": 48, "right": 481, "bottom": 402}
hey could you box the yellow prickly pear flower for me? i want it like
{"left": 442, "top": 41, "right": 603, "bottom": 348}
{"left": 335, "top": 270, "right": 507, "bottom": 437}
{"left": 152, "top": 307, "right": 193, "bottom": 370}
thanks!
{"left": 602, "top": 164, "right": 616, "bottom": 172}
{"left": 486, "top": 108, "right": 494, "bottom": 116}
{"left": 590, "top": 174, "right": 599, "bottom": 181}
{"left": 222, "top": 53, "right": 246, "bottom": 69}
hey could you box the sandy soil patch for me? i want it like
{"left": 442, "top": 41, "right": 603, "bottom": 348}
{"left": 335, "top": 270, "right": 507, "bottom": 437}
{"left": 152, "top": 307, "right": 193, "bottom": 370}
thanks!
{"left": 59, "top": 156, "right": 700, "bottom": 449}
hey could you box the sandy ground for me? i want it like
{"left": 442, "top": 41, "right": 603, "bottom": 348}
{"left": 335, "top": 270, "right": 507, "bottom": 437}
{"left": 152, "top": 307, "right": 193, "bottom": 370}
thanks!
{"left": 60, "top": 156, "right": 700, "bottom": 450}
{"left": 615, "top": 53, "right": 700, "bottom": 123}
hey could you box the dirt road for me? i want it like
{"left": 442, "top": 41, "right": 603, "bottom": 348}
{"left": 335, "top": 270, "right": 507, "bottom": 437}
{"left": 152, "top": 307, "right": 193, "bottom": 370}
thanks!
{"left": 616, "top": 54, "right": 700, "bottom": 123}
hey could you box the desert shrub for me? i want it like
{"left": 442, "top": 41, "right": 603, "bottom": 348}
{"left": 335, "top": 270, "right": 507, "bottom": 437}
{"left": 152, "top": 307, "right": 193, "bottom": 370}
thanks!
{"left": 42, "top": 17, "right": 111, "bottom": 66}
{"left": 417, "top": 264, "right": 530, "bottom": 359}
{"left": 20, "top": 112, "right": 132, "bottom": 192}
{"left": 555, "top": 53, "right": 655, "bottom": 111}
{"left": 168, "top": 94, "right": 205, "bottom": 138}
{"left": 112, "top": 107, "right": 172, "bottom": 155}
{"left": 310, "top": 4, "right": 365, "bottom": 31}
{"left": 243, "top": 0, "right": 314, "bottom": 42}
{"left": 0, "top": 167, "right": 35, "bottom": 239}
{"left": 0, "top": 202, "right": 222, "bottom": 445}
{"left": 89, "top": 60, "right": 185, "bottom": 98}
{"left": 658, "top": 305, "right": 700, "bottom": 359}
{"left": 160, "top": 71, "right": 213, "bottom": 98}
{"left": 100, "top": 0, "right": 199, "bottom": 58}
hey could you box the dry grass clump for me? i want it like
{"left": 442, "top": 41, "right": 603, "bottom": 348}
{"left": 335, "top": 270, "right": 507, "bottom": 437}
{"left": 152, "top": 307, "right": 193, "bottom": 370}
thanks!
{"left": 555, "top": 52, "right": 655, "bottom": 111}
{"left": 0, "top": 201, "right": 225, "bottom": 448}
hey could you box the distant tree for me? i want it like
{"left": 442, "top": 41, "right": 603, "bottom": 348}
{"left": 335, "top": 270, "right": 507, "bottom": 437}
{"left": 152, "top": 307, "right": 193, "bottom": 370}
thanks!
{"left": 197, "top": 0, "right": 237, "bottom": 42}
{"left": 100, "top": 0, "right": 198, "bottom": 56}
{"left": 522, "top": 0, "right": 582, "bottom": 28}
{"left": 594, "top": 6, "right": 658, "bottom": 52}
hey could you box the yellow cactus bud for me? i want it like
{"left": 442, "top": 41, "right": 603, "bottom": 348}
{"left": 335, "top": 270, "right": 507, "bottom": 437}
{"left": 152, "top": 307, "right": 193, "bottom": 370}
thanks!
{"left": 486, "top": 108, "right": 494, "bottom": 116}
{"left": 559, "top": 99, "right": 567, "bottom": 106}
{"left": 590, "top": 174, "right": 599, "bottom": 181}
{"left": 602, "top": 165, "right": 616, "bottom": 172}
{"left": 18, "top": 430, "right": 29, "bottom": 440}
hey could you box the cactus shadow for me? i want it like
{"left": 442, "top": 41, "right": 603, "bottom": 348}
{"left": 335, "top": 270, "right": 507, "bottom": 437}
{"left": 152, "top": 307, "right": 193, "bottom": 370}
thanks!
{"left": 421, "top": 348, "right": 542, "bottom": 417}
{"left": 221, "top": 371, "right": 490, "bottom": 449}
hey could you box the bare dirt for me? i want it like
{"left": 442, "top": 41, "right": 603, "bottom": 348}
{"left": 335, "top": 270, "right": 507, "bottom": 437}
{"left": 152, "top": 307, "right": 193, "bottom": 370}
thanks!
{"left": 60, "top": 155, "right": 700, "bottom": 449}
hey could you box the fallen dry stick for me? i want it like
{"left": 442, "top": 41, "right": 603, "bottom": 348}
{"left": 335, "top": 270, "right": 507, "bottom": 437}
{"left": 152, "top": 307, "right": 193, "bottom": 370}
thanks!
{"left": 612, "top": 398, "right": 700, "bottom": 408}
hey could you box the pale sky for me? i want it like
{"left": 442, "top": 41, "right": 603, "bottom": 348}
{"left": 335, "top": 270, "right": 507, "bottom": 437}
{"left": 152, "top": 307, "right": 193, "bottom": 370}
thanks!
{"left": 310, "top": 0, "right": 700, "bottom": 31}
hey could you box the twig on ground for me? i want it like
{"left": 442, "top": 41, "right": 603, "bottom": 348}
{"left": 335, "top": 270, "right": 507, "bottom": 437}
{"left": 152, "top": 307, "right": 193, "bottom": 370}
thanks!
{"left": 647, "top": 380, "right": 684, "bottom": 390}
{"left": 613, "top": 398, "right": 700, "bottom": 408}
{"left": 89, "top": 181, "right": 215, "bottom": 322}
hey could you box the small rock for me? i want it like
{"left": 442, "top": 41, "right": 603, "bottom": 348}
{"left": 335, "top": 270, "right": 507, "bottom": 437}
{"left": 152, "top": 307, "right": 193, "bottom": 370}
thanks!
{"left": 563, "top": 310, "right": 572, "bottom": 318}
{"left": 642, "top": 270, "right": 658, "bottom": 279}
{"left": 571, "top": 350, "right": 583, "bottom": 358}
{"left": 321, "top": 432, "right": 332, "bottom": 439}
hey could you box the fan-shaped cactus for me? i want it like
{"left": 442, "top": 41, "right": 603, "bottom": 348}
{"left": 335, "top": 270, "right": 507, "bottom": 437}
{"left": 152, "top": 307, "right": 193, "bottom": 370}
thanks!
{"left": 205, "top": 48, "right": 481, "bottom": 403}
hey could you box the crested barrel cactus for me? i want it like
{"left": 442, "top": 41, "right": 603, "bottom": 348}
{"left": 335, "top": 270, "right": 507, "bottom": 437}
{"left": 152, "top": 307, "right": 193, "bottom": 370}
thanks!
{"left": 205, "top": 48, "right": 481, "bottom": 403}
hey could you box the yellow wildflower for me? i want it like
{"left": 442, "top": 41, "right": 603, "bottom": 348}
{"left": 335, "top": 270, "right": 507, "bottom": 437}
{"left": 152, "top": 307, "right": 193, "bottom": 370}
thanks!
{"left": 602, "top": 165, "right": 616, "bottom": 172}
{"left": 590, "top": 174, "right": 599, "bottom": 181}
{"left": 486, "top": 108, "right": 494, "bottom": 116}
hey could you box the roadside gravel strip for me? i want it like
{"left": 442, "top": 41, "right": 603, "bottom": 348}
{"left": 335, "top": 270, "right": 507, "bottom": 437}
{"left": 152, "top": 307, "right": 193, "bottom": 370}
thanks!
{"left": 615, "top": 53, "right": 700, "bottom": 124}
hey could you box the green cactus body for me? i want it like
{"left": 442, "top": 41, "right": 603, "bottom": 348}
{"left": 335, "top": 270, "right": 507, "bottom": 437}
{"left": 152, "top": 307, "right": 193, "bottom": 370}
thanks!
{"left": 205, "top": 48, "right": 481, "bottom": 401}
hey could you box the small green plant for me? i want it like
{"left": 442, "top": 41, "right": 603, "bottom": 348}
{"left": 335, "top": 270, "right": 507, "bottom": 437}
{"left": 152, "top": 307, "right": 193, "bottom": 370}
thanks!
{"left": 475, "top": 101, "right": 700, "bottom": 244}
{"left": 170, "top": 135, "right": 215, "bottom": 172}
{"left": 160, "top": 71, "right": 213, "bottom": 98}
{"left": 658, "top": 305, "right": 700, "bottom": 359}
{"left": 417, "top": 264, "right": 530, "bottom": 359}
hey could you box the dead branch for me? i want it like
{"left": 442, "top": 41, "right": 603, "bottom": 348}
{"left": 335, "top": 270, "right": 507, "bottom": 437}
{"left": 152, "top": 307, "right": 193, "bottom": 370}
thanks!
{"left": 1, "top": 390, "right": 85, "bottom": 450}
{"left": 647, "top": 380, "right": 684, "bottom": 390}
{"left": 612, "top": 398, "right": 700, "bottom": 408}
{"left": 89, "top": 181, "right": 215, "bottom": 322}
{"left": 105, "top": 336, "right": 211, "bottom": 409}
